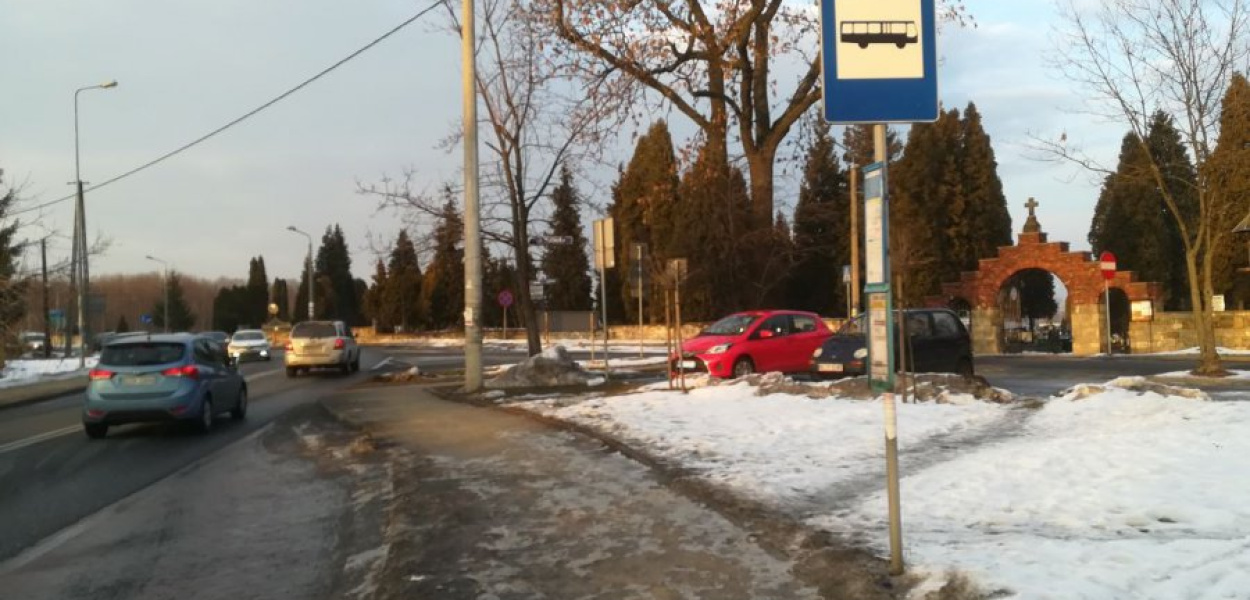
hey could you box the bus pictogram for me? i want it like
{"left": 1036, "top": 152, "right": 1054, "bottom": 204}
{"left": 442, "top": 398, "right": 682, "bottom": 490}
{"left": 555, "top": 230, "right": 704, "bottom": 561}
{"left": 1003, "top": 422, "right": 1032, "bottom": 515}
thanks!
{"left": 840, "top": 21, "right": 918, "bottom": 49}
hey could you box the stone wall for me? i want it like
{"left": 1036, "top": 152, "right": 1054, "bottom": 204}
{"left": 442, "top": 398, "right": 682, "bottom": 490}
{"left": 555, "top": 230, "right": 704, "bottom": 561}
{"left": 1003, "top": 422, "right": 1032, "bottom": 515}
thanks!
{"left": 1128, "top": 310, "right": 1250, "bottom": 353}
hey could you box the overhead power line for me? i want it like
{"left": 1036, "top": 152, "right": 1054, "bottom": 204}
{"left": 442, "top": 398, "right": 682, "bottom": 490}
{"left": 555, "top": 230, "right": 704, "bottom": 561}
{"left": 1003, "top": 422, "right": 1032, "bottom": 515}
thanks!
{"left": 14, "top": 1, "right": 445, "bottom": 218}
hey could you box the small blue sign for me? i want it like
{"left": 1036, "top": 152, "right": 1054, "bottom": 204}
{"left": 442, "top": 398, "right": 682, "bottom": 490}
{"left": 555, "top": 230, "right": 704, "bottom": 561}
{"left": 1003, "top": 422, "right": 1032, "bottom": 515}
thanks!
{"left": 140, "top": 313, "right": 153, "bottom": 325}
{"left": 821, "top": 0, "right": 938, "bottom": 124}
{"left": 48, "top": 309, "right": 64, "bottom": 318}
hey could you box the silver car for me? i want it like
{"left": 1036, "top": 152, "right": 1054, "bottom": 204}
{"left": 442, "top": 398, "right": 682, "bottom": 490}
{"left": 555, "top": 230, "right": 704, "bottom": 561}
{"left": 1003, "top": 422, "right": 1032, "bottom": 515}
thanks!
{"left": 228, "top": 329, "right": 272, "bottom": 362}
{"left": 83, "top": 333, "right": 247, "bottom": 439}
{"left": 284, "top": 320, "right": 360, "bottom": 376}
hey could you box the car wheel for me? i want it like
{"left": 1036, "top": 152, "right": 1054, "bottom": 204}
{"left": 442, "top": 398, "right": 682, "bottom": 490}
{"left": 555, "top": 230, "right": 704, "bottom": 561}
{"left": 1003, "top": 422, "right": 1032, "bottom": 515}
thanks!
{"left": 83, "top": 423, "right": 108, "bottom": 439}
{"left": 732, "top": 357, "right": 755, "bottom": 378}
{"left": 231, "top": 387, "right": 248, "bottom": 420}
{"left": 195, "top": 397, "right": 214, "bottom": 434}
{"left": 351, "top": 355, "right": 360, "bottom": 373}
{"left": 340, "top": 361, "right": 351, "bottom": 375}
{"left": 286, "top": 367, "right": 297, "bottom": 378}
{"left": 957, "top": 358, "right": 975, "bottom": 378}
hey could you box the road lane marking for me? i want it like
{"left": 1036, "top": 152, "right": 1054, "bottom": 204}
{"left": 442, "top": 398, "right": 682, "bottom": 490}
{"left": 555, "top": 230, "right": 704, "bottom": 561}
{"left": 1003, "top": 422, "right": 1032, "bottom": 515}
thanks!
{"left": 0, "top": 425, "right": 81, "bottom": 455}
{"left": 246, "top": 369, "right": 280, "bottom": 383}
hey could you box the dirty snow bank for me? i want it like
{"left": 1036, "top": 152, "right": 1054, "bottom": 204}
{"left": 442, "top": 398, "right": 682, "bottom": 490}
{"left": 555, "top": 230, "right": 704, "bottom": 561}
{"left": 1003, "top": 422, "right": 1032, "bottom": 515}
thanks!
{"left": 0, "top": 357, "right": 98, "bottom": 388}
{"left": 486, "top": 345, "right": 603, "bottom": 388}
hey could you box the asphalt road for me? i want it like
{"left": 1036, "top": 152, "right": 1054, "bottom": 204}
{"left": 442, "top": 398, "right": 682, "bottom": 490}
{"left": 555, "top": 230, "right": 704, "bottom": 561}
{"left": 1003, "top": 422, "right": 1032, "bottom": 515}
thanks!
{"left": 975, "top": 354, "right": 1250, "bottom": 398}
{"left": 0, "top": 349, "right": 384, "bottom": 564}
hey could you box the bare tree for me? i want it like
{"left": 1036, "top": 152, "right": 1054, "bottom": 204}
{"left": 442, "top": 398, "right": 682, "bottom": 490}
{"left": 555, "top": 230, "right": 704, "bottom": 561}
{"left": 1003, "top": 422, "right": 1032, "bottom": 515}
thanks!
{"left": 1041, "top": 0, "right": 1248, "bottom": 374}
{"left": 362, "top": 0, "right": 615, "bottom": 355}
{"left": 535, "top": 0, "right": 970, "bottom": 225}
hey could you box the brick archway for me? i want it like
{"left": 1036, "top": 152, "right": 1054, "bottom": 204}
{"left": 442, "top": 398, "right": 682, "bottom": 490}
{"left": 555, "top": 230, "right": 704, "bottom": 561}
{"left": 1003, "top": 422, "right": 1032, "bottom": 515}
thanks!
{"left": 926, "top": 201, "right": 1163, "bottom": 355}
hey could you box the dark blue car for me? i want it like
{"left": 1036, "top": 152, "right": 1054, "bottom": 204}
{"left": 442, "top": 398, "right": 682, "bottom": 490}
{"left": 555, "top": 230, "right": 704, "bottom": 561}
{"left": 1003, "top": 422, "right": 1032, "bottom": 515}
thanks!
{"left": 810, "top": 308, "right": 974, "bottom": 379}
{"left": 82, "top": 333, "right": 247, "bottom": 439}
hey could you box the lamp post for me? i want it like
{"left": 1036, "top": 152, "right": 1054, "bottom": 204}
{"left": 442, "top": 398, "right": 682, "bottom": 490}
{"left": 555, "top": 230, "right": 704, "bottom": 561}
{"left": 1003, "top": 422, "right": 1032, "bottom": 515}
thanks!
{"left": 72, "top": 79, "right": 118, "bottom": 366}
{"left": 145, "top": 255, "right": 169, "bottom": 333}
{"left": 286, "top": 226, "right": 314, "bottom": 319}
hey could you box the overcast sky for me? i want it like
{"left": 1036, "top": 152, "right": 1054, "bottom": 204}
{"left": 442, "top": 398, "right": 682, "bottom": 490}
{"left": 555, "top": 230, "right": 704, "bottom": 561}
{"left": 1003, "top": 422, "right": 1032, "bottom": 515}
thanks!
{"left": 0, "top": 0, "right": 1120, "bottom": 286}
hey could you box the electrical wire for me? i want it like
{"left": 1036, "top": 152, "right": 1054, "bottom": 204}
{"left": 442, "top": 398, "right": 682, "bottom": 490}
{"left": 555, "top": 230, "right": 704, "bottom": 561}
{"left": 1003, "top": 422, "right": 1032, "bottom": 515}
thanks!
{"left": 13, "top": 1, "right": 446, "bottom": 218}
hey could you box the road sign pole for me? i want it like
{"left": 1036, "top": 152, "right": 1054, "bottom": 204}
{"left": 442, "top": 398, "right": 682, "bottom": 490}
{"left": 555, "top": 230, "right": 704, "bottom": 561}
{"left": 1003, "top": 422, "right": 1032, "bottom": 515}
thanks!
{"left": 636, "top": 243, "right": 644, "bottom": 358}
{"left": 1105, "top": 279, "right": 1112, "bottom": 356}
{"left": 870, "top": 124, "right": 904, "bottom": 576}
{"left": 850, "top": 167, "right": 860, "bottom": 317}
{"left": 503, "top": 304, "right": 508, "bottom": 341}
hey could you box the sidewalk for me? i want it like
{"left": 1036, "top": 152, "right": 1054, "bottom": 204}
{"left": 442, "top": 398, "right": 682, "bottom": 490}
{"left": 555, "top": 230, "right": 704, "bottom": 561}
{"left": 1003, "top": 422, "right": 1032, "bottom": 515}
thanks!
{"left": 320, "top": 384, "right": 892, "bottom": 599}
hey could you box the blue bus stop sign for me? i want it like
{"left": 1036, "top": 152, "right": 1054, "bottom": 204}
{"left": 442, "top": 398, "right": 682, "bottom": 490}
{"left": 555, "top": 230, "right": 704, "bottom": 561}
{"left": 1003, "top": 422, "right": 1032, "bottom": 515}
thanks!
{"left": 821, "top": 0, "right": 938, "bottom": 124}
{"left": 140, "top": 313, "right": 153, "bottom": 325}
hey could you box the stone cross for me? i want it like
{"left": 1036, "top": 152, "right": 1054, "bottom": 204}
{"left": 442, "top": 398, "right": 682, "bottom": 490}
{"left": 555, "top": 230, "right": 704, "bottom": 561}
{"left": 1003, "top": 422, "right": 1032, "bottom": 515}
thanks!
{"left": 1025, "top": 197, "right": 1039, "bottom": 217}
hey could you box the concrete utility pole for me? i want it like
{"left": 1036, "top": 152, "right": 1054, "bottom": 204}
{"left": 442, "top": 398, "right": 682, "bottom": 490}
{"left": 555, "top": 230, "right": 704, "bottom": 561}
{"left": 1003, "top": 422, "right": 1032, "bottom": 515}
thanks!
{"left": 461, "top": 0, "right": 484, "bottom": 392}
{"left": 41, "top": 239, "right": 50, "bottom": 358}
{"left": 72, "top": 80, "right": 118, "bottom": 365}
{"left": 286, "top": 226, "right": 315, "bottom": 320}
{"left": 850, "top": 166, "right": 860, "bottom": 317}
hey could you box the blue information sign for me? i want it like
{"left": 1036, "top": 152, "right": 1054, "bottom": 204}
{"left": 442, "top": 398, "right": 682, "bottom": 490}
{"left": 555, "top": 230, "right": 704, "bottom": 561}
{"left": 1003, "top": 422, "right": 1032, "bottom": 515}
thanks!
{"left": 821, "top": 0, "right": 939, "bottom": 124}
{"left": 140, "top": 313, "right": 153, "bottom": 325}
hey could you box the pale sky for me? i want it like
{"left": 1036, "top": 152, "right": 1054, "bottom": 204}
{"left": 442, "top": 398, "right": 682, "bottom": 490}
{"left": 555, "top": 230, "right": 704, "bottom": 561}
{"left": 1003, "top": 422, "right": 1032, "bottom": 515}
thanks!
{"left": 0, "top": 0, "right": 1120, "bottom": 285}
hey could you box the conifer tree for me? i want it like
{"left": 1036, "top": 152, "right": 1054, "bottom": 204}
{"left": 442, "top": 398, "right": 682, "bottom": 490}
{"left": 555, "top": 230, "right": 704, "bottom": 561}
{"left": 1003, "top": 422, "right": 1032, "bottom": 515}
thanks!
{"left": 153, "top": 272, "right": 196, "bottom": 332}
{"left": 611, "top": 122, "right": 682, "bottom": 323}
{"left": 673, "top": 140, "right": 753, "bottom": 320}
{"left": 543, "top": 166, "right": 593, "bottom": 311}
{"left": 385, "top": 229, "right": 422, "bottom": 331}
{"left": 420, "top": 200, "right": 465, "bottom": 329}
{"left": 246, "top": 256, "right": 268, "bottom": 327}
{"left": 364, "top": 259, "right": 390, "bottom": 330}
{"left": 789, "top": 119, "right": 849, "bottom": 315}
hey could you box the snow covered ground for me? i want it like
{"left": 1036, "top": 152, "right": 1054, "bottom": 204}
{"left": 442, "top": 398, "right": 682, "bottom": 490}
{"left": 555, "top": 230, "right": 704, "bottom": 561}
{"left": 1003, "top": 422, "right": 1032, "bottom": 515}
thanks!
{"left": 1156, "top": 369, "right": 1250, "bottom": 381}
{"left": 1147, "top": 346, "right": 1250, "bottom": 357}
{"left": 0, "top": 357, "right": 97, "bottom": 388}
{"left": 510, "top": 376, "right": 1250, "bottom": 599}
{"left": 400, "top": 337, "right": 671, "bottom": 353}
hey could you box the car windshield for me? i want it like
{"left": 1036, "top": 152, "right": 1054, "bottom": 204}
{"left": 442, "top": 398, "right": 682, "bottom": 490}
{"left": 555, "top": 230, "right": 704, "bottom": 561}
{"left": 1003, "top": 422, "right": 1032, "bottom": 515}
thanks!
{"left": 101, "top": 342, "right": 186, "bottom": 366}
{"left": 292, "top": 322, "right": 337, "bottom": 339}
{"left": 233, "top": 331, "right": 265, "bottom": 342}
{"left": 700, "top": 314, "right": 761, "bottom": 336}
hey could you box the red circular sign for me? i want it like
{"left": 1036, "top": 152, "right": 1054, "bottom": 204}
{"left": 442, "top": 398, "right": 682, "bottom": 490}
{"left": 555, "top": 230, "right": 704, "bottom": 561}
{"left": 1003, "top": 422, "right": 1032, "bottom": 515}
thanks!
{"left": 497, "top": 290, "right": 514, "bottom": 308}
{"left": 1099, "top": 251, "right": 1117, "bottom": 281}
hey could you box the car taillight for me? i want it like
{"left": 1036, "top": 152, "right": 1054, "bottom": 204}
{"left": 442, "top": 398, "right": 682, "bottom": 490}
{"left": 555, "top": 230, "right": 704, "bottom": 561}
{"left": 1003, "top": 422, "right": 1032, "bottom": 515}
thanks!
{"left": 161, "top": 365, "right": 200, "bottom": 379}
{"left": 285, "top": 341, "right": 293, "bottom": 351}
{"left": 88, "top": 369, "right": 114, "bottom": 381}
{"left": 334, "top": 338, "right": 345, "bottom": 350}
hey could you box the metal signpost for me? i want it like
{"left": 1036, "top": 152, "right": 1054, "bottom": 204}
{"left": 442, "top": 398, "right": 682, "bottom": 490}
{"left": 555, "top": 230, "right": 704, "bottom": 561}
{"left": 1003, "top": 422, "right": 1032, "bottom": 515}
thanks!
{"left": 1100, "top": 251, "right": 1116, "bottom": 355}
{"left": 498, "top": 290, "right": 513, "bottom": 340}
{"left": 632, "top": 243, "right": 648, "bottom": 357}
{"left": 842, "top": 265, "right": 852, "bottom": 319}
{"left": 821, "top": 0, "right": 938, "bottom": 576}
{"left": 593, "top": 218, "right": 615, "bottom": 379}
{"left": 668, "top": 258, "right": 688, "bottom": 393}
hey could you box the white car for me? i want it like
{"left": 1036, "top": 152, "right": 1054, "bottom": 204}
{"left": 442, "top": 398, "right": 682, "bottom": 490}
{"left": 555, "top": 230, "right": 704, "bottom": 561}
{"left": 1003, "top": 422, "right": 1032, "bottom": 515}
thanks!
{"left": 228, "top": 329, "right": 272, "bottom": 362}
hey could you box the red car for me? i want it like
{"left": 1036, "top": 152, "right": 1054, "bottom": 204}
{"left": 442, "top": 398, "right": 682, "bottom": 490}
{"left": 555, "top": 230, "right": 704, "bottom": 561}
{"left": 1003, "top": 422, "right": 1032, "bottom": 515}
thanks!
{"left": 672, "top": 310, "right": 834, "bottom": 378}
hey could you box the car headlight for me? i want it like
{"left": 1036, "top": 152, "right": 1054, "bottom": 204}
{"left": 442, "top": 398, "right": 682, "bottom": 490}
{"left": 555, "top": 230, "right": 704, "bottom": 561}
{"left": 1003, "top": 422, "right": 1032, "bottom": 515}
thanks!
{"left": 707, "top": 343, "right": 732, "bottom": 354}
{"left": 853, "top": 348, "right": 868, "bottom": 359}
{"left": 812, "top": 347, "right": 823, "bottom": 358}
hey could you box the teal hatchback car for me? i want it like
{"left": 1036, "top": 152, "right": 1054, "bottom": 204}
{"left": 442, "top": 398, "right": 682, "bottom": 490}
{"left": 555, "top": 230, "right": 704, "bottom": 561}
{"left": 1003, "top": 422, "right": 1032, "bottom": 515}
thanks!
{"left": 82, "top": 333, "right": 247, "bottom": 439}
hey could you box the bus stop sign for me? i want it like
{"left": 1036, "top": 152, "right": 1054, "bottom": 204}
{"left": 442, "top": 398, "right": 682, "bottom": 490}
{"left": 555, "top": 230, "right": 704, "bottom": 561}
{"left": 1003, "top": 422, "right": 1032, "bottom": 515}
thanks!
{"left": 820, "top": 0, "right": 939, "bottom": 124}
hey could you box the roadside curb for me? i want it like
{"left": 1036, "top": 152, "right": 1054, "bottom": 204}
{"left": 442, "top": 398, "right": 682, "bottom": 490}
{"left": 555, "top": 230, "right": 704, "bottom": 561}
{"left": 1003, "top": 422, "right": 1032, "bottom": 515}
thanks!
{"left": 1147, "top": 374, "right": 1250, "bottom": 390}
{"left": 0, "top": 376, "right": 87, "bottom": 411}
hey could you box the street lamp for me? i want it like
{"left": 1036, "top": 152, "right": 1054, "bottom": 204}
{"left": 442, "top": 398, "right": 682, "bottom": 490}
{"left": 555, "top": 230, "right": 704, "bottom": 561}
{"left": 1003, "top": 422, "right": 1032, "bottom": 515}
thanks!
{"left": 72, "top": 79, "right": 118, "bottom": 365}
{"left": 286, "top": 226, "right": 314, "bottom": 319}
{"left": 145, "top": 255, "right": 170, "bottom": 333}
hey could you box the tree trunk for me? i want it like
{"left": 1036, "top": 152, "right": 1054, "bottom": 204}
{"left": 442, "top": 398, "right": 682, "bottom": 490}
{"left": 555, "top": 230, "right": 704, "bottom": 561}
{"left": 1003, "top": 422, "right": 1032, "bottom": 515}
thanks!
{"left": 510, "top": 205, "right": 542, "bottom": 357}
{"left": 746, "top": 145, "right": 777, "bottom": 227}
{"left": 1184, "top": 247, "right": 1223, "bottom": 374}
{"left": 1197, "top": 238, "right": 1225, "bottom": 375}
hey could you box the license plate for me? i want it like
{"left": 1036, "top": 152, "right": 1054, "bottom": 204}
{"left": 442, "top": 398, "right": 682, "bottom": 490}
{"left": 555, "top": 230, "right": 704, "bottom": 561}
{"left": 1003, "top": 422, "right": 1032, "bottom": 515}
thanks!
{"left": 125, "top": 374, "right": 158, "bottom": 385}
{"left": 818, "top": 363, "right": 843, "bottom": 373}
{"left": 679, "top": 360, "right": 698, "bottom": 370}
